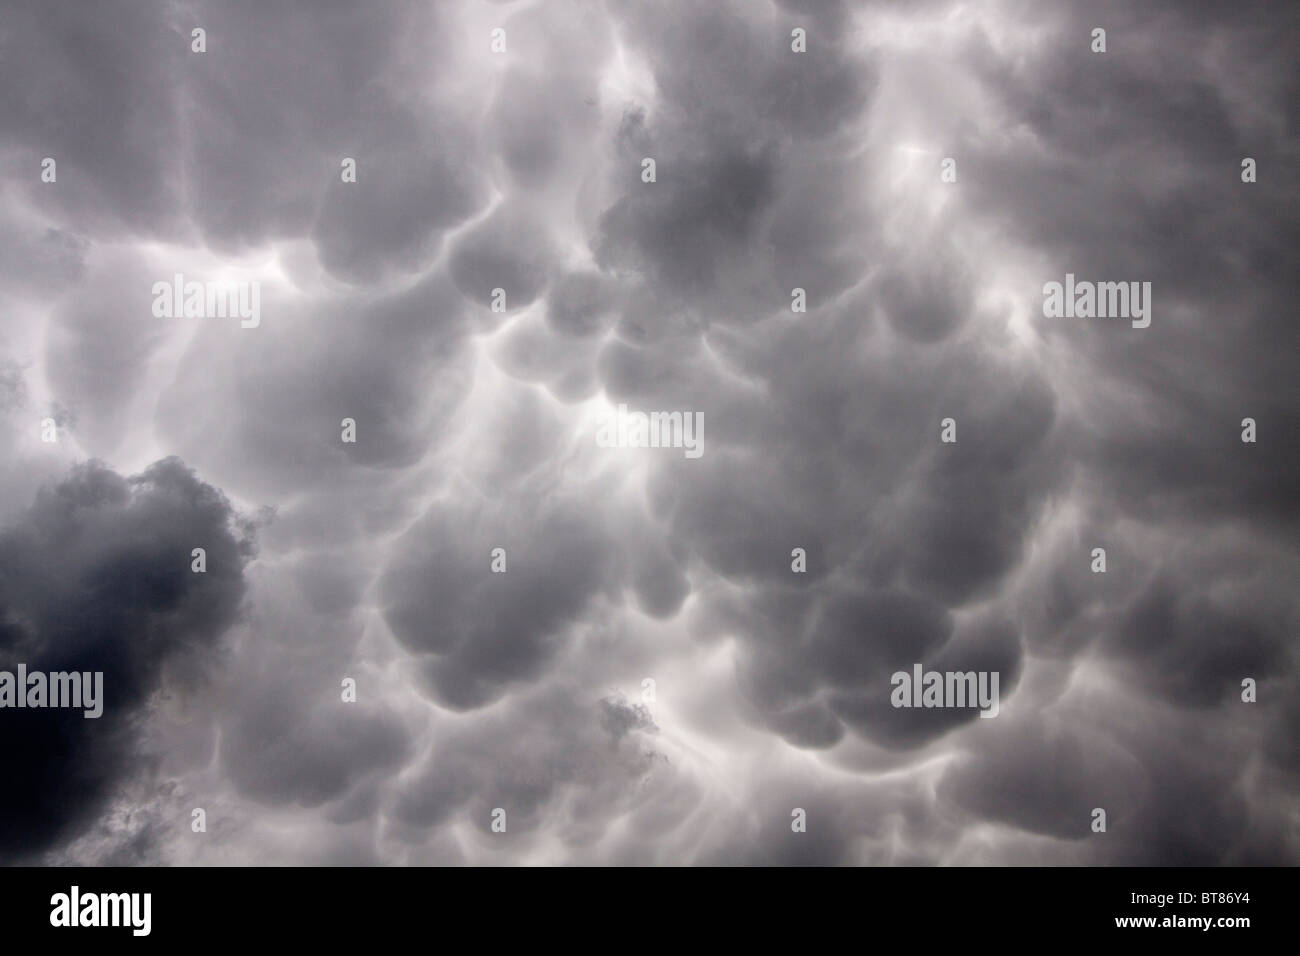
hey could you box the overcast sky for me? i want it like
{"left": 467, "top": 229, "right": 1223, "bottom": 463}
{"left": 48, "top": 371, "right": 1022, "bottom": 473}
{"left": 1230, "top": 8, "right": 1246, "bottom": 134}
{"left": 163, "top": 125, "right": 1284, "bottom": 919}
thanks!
{"left": 1, "top": 0, "right": 1297, "bottom": 865}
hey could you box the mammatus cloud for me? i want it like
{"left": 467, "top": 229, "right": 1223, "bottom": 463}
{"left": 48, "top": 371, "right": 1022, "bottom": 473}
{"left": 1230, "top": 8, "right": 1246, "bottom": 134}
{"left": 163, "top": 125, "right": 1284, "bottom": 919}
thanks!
{"left": 0, "top": 0, "right": 1296, "bottom": 865}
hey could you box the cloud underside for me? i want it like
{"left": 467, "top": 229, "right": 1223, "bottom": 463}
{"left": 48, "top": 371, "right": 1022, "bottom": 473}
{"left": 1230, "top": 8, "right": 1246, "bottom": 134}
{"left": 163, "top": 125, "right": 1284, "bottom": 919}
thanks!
{"left": 0, "top": 0, "right": 1296, "bottom": 865}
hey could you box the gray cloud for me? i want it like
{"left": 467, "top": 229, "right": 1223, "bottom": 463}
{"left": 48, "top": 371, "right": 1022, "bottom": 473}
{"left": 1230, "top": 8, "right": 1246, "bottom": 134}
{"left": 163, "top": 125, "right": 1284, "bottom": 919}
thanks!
{"left": 1, "top": 0, "right": 1297, "bottom": 866}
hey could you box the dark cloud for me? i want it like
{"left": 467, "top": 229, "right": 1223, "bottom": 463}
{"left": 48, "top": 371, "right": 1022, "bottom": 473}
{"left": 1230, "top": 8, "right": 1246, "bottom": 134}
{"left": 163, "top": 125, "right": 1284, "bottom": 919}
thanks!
{"left": 0, "top": 458, "right": 251, "bottom": 858}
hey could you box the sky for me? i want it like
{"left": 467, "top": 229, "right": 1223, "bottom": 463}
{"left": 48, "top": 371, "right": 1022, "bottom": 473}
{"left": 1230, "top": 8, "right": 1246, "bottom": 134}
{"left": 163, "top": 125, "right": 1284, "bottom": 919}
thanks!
{"left": 0, "top": 0, "right": 1297, "bottom": 866}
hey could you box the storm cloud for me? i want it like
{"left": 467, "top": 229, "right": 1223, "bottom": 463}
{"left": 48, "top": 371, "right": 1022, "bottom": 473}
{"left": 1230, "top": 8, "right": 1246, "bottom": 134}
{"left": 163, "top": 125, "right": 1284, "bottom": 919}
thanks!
{"left": 0, "top": 0, "right": 1296, "bottom": 865}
